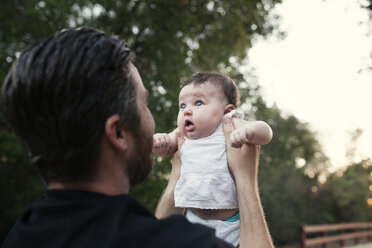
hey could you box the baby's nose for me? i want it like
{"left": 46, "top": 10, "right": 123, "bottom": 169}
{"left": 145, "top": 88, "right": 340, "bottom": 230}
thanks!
{"left": 184, "top": 107, "right": 192, "bottom": 115}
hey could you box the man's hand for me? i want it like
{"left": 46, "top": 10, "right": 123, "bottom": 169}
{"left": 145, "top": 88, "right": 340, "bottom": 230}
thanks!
{"left": 223, "top": 117, "right": 260, "bottom": 184}
{"left": 169, "top": 133, "right": 185, "bottom": 179}
{"left": 223, "top": 116, "right": 273, "bottom": 248}
{"left": 155, "top": 133, "right": 185, "bottom": 219}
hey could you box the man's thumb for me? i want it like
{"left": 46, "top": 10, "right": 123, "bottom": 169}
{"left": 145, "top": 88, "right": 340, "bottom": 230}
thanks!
{"left": 223, "top": 117, "right": 234, "bottom": 140}
{"left": 176, "top": 132, "right": 185, "bottom": 149}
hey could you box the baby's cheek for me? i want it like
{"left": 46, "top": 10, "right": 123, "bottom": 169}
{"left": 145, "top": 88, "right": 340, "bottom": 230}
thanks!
{"left": 176, "top": 114, "right": 186, "bottom": 135}
{"left": 210, "top": 106, "right": 223, "bottom": 115}
{"left": 176, "top": 115, "right": 182, "bottom": 128}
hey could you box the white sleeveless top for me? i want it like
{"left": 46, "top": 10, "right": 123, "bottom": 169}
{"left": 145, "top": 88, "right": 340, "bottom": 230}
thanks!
{"left": 174, "top": 111, "right": 241, "bottom": 209}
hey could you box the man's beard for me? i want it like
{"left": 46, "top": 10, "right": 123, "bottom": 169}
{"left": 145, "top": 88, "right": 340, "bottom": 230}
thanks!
{"left": 126, "top": 128, "right": 153, "bottom": 186}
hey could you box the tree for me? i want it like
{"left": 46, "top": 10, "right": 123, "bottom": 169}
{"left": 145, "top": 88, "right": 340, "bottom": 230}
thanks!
{"left": 0, "top": 0, "right": 89, "bottom": 241}
{"left": 361, "top": 0, "right": 372, "bottom": 70}
{"left": 248, "top": 97, "right": 329, "bottom": 245}
{"left": 314, "top": 159, "right": 372, "bottom": 223}
{"left": 0, "top": 121, "right": 45, "bottom": 240}
{"left": 363, "top": 0, "right": 372, "bottom": 16}
{"left": 0, "top": 0, "right": 284, "bottom": 242}
{"left": 7, "top": 1, "right": 371, "bottom": 246}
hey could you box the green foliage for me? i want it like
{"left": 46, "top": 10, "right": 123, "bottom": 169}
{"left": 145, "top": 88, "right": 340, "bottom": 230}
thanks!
{"left": 0, "top": 0, "right": 282, "bottom": 243}
{"left": 0, "top": 118, "right": 44, "bottom": 242}
{"left": 362, "top": 0, "right": 372, "bottom": 16}
{"left": 247, "top": 97, "right": 328, "bottom": 244}
{"left": 314, "top": 159, "right": 372, "bottom": 223}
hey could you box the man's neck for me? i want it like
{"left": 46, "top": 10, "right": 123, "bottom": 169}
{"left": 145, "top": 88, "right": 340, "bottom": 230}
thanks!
{"left": 48, "top": 175, "right": 130, "bottom": 196}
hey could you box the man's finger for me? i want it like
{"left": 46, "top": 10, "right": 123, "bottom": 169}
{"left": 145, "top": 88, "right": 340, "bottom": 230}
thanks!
{"left": 176, "top": 132, "right": 185, "bottom": 149}
{"left": 172, "top": 132, "right": 184, "bottom": 165}
{"left": 222, "top": 116, "right": 235, "bottom": 142}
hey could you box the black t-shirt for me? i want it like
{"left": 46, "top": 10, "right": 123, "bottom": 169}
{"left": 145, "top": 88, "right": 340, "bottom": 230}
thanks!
{"left": 2, "top": 190, "right": 233, "bottom": 248}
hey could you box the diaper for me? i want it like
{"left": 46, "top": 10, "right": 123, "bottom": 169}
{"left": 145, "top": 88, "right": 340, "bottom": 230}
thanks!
{"left": 186, "top": 210, "right": 240, "bottom": 247}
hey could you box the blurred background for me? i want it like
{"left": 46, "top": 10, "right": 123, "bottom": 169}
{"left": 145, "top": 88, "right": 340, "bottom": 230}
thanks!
{"left": 0, "top": 0, "right": 371, "bottom": 246}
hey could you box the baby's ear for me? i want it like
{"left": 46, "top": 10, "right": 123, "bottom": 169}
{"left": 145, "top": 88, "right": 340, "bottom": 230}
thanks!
{"left": 223, "top": 104, "right": 235, "bottom": 114}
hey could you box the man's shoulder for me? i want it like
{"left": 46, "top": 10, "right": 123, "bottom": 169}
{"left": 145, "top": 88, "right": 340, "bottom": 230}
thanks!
{"left": 2, "top": 191, "right": 233, "bottom": 248}
{"left": 106, "top": 195, "right": 221, "bottom": 247}
{"left": 130, "top": 214, "right": 215, "bottom": 247}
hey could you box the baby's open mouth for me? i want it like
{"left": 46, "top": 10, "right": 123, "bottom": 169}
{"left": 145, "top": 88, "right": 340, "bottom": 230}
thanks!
{"left": 185, "top": 120, "right": 195, "bottom": 131}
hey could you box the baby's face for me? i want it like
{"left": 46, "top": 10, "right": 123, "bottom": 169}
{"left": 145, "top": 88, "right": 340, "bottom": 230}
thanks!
{"left": 177, "top": 81, "right": 228, "bottom": 139}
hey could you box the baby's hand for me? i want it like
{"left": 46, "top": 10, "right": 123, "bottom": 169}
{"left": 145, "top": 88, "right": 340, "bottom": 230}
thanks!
{"left": 229, "top": 126, "right": 254, "bottom": 148}
{"left": 153, "top": 133, "right": 174, "bottom": 157}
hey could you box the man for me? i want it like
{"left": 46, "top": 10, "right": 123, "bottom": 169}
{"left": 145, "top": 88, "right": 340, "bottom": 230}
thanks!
{"left": 1, "top": 28, "right": 273, "bottom": 248}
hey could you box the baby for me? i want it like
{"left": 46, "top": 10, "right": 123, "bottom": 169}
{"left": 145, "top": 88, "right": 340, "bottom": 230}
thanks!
{"left": 153, "top": 72, "right": 272, "bottom": 247}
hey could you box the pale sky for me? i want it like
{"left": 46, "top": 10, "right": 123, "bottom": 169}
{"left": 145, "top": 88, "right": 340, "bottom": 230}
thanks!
{"left": 245, "top": 0, "right": 372, "bottom": 171}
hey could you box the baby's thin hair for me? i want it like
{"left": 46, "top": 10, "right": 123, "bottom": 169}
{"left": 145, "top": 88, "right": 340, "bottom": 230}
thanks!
{"left": 181, "top": 72, "right": 240, "bottom": 107}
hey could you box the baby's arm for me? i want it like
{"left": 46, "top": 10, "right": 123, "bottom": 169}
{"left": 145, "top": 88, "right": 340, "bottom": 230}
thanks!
{"left": 230, "top": 118, "right": 273, "bottom": 148}
{"left": 153, "top": 128, "right": 179, "bottom": 157}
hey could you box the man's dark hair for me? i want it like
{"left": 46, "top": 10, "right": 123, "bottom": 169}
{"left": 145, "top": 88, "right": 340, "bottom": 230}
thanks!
{"left": 1, "top": 28, "right": 138, "bottom": 184}
{"left": 181, "top": 72, "right": 240, "bottom": 107}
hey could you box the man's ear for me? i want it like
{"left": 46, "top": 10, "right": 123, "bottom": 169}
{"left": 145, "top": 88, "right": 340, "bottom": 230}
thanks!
{"left": 104, "top": 115, "right": 130, "bottom": 152}
{"left": 223, "top": 104, "right": 235, "bottom": 115}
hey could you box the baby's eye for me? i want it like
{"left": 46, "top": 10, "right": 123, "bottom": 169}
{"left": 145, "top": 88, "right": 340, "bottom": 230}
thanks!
{"left": 195, "top": 100, "right": 203, "bottom": 106}
{"left": 180, "top": 103, "right": 186, "bottom": 109}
